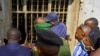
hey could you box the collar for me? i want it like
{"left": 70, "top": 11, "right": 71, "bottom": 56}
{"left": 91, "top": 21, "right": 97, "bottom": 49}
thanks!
{"left": 6, "top": 42, "right": 20, "bottom": 49}
{"left": 52, "top": 22, "right": 60, "bottom": 26}
{"left": 34, "top": 22, "right": 51, "bottom": 30}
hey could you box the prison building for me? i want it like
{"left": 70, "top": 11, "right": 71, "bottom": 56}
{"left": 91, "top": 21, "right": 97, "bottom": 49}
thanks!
{"left": 0, "top": 0, "right": 80, "bottom": 52}
{"left": 11, "top": 0, "right": 68, "bottom": 43}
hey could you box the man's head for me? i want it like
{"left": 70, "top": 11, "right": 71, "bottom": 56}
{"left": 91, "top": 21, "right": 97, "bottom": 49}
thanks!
{"left": 7, "top": 28, "right": 21, "bottom": 42}
{"left": 45, "top": 12, "right": 58, "bottom": 25}
{"left": 75, "top": 24, "right": 94, "bottom": 51}
{"left": 80, "top": 24, "right": 92, "bottom": 36}
{"left": 84, "top": 18, "right": 98, "bottom": 29}
{"left": 34, "top": 17, "right": 45, "bottom": 24}
{"left": 75, "top": 24, "right": 92, "bottom": 40}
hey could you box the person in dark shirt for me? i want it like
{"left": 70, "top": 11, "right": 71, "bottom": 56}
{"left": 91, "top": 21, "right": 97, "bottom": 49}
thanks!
{"left": 0, "top": 28, "right": 31, "bottom": 56}
{"left": 45, "top": 12, "right": 67, "bottom": 38}
{"left": 90, "top": 38, "right": 100, "bottom": 56}
{"left": 84, "top": 18, "right": 100, "bottom": 49}
{"left": 45, "top": 12, "right": 71, "bottom": 56}
{"left": 34, "top": 17, "right": 63, "bottom": 56}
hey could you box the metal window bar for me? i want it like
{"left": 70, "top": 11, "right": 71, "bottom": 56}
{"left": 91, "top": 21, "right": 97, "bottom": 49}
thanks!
{"left": 18, "top": 0, "right": 23, "bottom": 11}
{"left": 58, "top": 0, "right": 61, "bottom": 13}
{"left": 48, "top": 0, "right": 51, "bottom": 12}
{"left": 30, "top": 0, "right": 32, "bottom": 11}
{"left": 37, "top": 0, "right": 39, "bottom": 12}
{"left": 42, "top": 0, "right": 44, "bottom": 11}
{"left": 62, "top": 0, "right": 66, "bottom": 23}
{"left": 30, "top": 13, "right": 33, "bottom": 43}
{"left": 24, "top": 13, "right": 28, "bottom": 44}
{"left": 58, "top": 0, "right": 61, "bottom": 21}
{"left": 17, "top": 13, "right": 19, "bottom": 29}
{"left": 17, "top": 0, "right": 18, "bottom": 11}
{"left": 17, "top": 0, "right": 19, "bottom": 29}
{"left": 12, "top": 0, "right": 69, "bottom": 43}
{"left": 54, "top": 0, "right": 56, "bottom": 11}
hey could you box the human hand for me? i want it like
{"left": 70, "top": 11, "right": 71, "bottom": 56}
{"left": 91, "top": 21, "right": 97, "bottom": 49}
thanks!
{"left": 66, "top": 37, "right": 72, "bottom": 41}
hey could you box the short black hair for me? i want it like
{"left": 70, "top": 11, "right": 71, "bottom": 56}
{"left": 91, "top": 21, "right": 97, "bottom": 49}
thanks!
{"left": 85, "top": 17, "right": 98, "bottom": 27}
{"left": 7, "top": 28, "right": 21, "bottom": 40}
{"left": 80, "top": 24, "right": 91, "bottom": 33}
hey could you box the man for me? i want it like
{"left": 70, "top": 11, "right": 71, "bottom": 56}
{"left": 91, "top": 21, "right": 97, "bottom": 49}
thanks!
{"left": 90, "top": 38, "right": 100, "bottom": 56}
{"left": 73, "top": 24, "right": 94, "bottom": 56}
{"left": 0, "top": 28, "right": 31, "bottom": 56}
{"left": 34, "top": 17, "right": 63, "bottom": 56}
{"left": 45, "top": 12, "right": 71, "bottom": 40}
{"left": 45, "top": 12, "right": 71, "bottom": 56}
{"left": 84, "top": 18, "right": 100, "bottom": 49}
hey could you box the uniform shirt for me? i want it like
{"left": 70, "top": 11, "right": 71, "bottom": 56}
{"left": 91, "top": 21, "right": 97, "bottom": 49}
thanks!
{"left": 72, "top": 43, "right": 88, "bottom": 56}
{"left": 51, "top": 22, "right": 67, "bottom": 38}
{"left": 0, "top": 42, "right": 31, "bottom": 56}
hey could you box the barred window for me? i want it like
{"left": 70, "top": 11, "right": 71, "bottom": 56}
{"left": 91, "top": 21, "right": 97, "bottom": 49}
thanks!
{"left": 12, "top": 0, "right": 69, "bottom": 43}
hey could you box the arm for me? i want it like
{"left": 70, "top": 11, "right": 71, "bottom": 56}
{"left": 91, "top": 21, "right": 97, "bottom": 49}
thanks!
{"left": 65, "top": 35, "right": 71, "bottom": 41}
{"left": 51, "top": 23, "right": 67, "bottom": 38}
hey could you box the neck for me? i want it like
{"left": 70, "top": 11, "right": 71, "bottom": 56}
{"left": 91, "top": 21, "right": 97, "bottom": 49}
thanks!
{"left": 51, "top": 21, "right": 58, "bottom": 25}
{"left": 8, "top": 40, "right": 18, "bottom": 43}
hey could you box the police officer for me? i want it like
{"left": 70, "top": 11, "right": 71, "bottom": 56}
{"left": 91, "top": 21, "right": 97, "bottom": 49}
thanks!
{"left": 45, "top": 12, "right": 71, "bottom": 56}
{"left": 0, "top": 28, "right": 31, "bottom": 56}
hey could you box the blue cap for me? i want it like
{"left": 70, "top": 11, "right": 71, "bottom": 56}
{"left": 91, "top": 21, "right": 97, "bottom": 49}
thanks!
{"left": 45, "top": 12, "right": 58, "bottom": 21}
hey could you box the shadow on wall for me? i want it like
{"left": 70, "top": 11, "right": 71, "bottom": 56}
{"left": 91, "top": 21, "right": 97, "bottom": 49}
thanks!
{"left": 69, "top": 0, "right": 74, "bottom": 5}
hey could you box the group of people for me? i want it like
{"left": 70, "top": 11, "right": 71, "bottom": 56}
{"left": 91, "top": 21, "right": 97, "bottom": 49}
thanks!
{"left": 33, "top": 12, "right": 71, "bottom": 56}
{"left": 0, "top": 12, "right": 71, "bottom": 56}
{"left": 73, "top": 18, "right": 100, "bottom": 56}
{"left": 0, "top": 12, "right": 100, "bottom": 56}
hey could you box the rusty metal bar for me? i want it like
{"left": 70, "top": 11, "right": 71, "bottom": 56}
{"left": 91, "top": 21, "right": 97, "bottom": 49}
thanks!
{"left": 30, "top": 13, "right": 33, "bottom": 43}
{"left": 48, "top": 0, "right": 51, "bottom": 12}
{"left": 54, "top": 0, "right": 56, "bottom": 11}
{"left": 62, "top": 0, "right": 66, "bottom": 22}
{"left": 58, "top": 0, "right": 61, "bottom": 21}
{"left": 11, "top": 0, "right": 69, "bottom": 44}
{"left": 31, "top": 0, "right": 33, "bottom": 11}
{"left": 17, "top": 0, "right": 19, "bottom": 29}
{"left": 37, "top": 0, "right": 38, "bottom": 12}
{"left": 24, "top": 0, "right": 28, "bottom": 44}
{"left": 17, "top": 13, "right": 19, "bottom": 29}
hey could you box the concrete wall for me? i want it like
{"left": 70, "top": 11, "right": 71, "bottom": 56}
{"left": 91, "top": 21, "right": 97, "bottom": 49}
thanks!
{"left": 0, "top": 0, "right": 12, "bottom": 44}
{"left": 0, "top": 0, "right": 3, "bottom": 44}
{"left": 78, "top": 0, "right": 100, "bottom": 27}
{"left": 68, "top": 0, "right": 100, "bottom": 53}
{"left": 0, "top": 0, "right": 2, "bottom": 24}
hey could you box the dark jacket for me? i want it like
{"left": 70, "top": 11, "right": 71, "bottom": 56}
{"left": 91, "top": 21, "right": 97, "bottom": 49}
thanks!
{"left": 89, "top": 27, "right": 100, "bottom": 49}
{"left": 0, "top": 42, "right": 31, "bottom": 56}
{"left": 34, "top": 22, "right": 63, "bottom": 46}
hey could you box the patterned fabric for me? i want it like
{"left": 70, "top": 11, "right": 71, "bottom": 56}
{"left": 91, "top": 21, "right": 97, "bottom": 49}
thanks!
{"left": 72, "top": 43, "right": 88, "bottom": 56}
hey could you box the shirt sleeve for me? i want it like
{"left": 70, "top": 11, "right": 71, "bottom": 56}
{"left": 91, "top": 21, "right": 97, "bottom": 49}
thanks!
{"left": 51, "top": 23, "right": 67, "bottom": 38}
